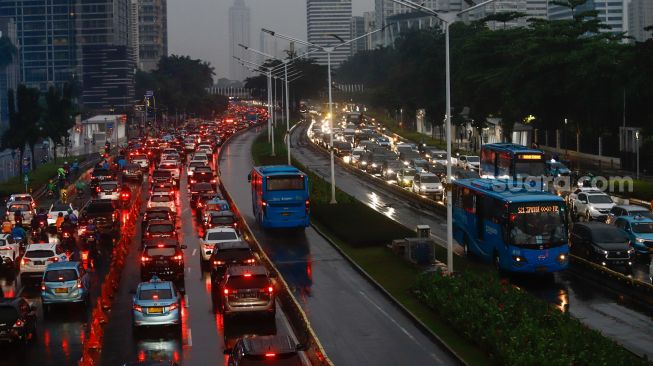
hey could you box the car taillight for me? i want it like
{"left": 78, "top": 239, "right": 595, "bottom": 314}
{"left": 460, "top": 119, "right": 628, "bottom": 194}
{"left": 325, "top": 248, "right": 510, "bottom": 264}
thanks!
{"left": 267, "top": 286, "right": 274, "bottom": 293}
{"left": 169, "top": 302, "right": 178, "bottom": 311}
{"left": 76, "top": 279, "right": 83, "bottom": 288}
{"left": 265, "top": 353, "right": 276, "bottom": 358}
{"left": 47, "top": 214, "right": 52, "bottom": 219}
{"left": 210, "top": 179, "right": 216, "bottom": 183}
{"left": 173, "top": 254, "right": 183, "bottom": 260}
{"left": 133, "top": 304, "right": 143, "bottom": 312}
{"left": 13, "top": 319, "right": 24, "bottom": 328}
{"left": 141, "top": 256, "right": 151, "bottom": 262}
{"left": 213, "top": 260, "right": 225, "bottom": 265}
{"left": 48, "top": 257, "right": 59, "bottom": 263}
{"left": 40, "top": 282, "right": 46, "bottom": 291}
{"left": 262, "top": 201, "right": 267, "bottom": 213}
{"left": 21, "top": 258, "right": 28, "bottom": 265}
{"left": 96, "top": 187, "right": 101, "bottom": 193}
{"left": 63, "top": 232, "right": 70, "bottom": 238}
{"left": 245, "top": 258, "right": 255, "bottom": 264}
{"left": 190, "top": 179, "right": 196, "bottom": 184}
{"left": 223, "top": 288, "right": 230, "bottom": 295}
{"left": 305, "top": 200, "right": 310, "bottom": 213}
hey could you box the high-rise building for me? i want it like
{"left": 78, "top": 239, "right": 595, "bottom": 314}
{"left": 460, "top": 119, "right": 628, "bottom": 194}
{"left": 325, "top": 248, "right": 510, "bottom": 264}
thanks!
{"left": 258, "top": 32, "right": 279, "bottom": 65}
{"left": 138, "top": 0, "right": 167, "bottom": 71}
{"left": 77, "top": 0, "right": 135, "bottom": 110}
{"left": 0, "top": 0, "right": 79, "bottom": 92}
{"left": 229, "top": 0, "right": 251, "bottom": 81}
{"left": 363, "top": 11, "right": 376, "bottom": 50}
{"left": 0, "top": 17, "right": 20, "bottom": 129}
{"left": 628, "top": 0, "right": 653, "bottom": 42}
{"left": 350, "top": 16, "right": 366, "bottom": 56}
{"left": 129, "top": 0, "right": 140, "bottom": 68}
{"left": 306, "top": 0, "right": 352, "bottom": 66}
{"left": 549, "top": 0, "right": 626, "bottom": 34}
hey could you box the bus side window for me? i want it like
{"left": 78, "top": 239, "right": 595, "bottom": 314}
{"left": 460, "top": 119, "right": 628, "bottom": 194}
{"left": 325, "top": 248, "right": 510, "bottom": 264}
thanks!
{"left": 498, "top": 152, "right": 510, "bottom": 177}
{"left": 462, "top": 188, "right": 475, "bottom": 214}
{"left": 476, "top": 194, "right": 485, "bottom": 239}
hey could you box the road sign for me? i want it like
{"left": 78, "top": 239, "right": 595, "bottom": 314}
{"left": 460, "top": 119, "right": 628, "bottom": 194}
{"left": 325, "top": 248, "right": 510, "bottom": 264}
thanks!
{"left": 107, "top": 122, "right": 114, "bottom": 129}
{"left": 145, "top": 90, "right": 154, "bottom": 97}
{"left": 23, "top": 174, "right": 28, "bottom": 185}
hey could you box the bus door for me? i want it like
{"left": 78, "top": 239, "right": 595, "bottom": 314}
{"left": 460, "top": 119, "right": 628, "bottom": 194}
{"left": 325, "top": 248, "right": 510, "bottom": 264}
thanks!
{"left": 475, "top": 194, "right": 484, "bottom": 241}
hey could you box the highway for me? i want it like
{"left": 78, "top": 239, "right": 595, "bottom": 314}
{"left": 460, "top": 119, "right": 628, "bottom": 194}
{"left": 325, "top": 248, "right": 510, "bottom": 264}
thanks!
{"left": 289, "top": 121, "right": 653, "bottom": 360}
{"left": 219, "top": 127, "right": 457, "bottom": 366}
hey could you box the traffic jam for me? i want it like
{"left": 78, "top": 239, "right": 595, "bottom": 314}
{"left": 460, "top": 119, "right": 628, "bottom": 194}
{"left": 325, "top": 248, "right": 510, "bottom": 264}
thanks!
{"left": 0, "top": 103, "right": 309, "bottom": 365}
{"left": 307, "top": 109, "right": 653, "bottom": 282}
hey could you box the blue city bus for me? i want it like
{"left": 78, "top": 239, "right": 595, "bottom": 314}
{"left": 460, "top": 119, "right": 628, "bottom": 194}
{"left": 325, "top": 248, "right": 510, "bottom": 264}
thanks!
{"left": 248, "top": 165, "right": 310, "bottom": 229}
{"left": 452, "top": 178, "right": 570, "bottom": 273}
{"left": 480, "top": 143, "right": 546, "bottom": 180}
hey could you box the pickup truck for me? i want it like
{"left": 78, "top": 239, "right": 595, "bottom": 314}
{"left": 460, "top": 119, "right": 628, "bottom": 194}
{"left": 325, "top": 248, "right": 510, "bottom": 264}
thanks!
{"left": 79, "top": 199, "right": 120, "bottom": 236}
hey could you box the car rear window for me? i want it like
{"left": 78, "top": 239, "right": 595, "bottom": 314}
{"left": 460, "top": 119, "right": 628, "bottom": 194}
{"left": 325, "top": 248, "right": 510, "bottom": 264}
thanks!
{"left": 8, "top": 204, "right": 30, "bottom": 212}
{"left": 139, "top": 289, "right": 173, "bottom": 300}
{"left": 151, "top": 195, "right": 171, "bottom": 202}
{"left": 148, "top": 224, "right": 174, "bottom": 233}
{"left": 100, "top": 183, "right": 118, "bottom": 191}
{"left": 226, "top": 274, "right": 269, "bottom": 289}
{"left": 92, "top": 169, "right": 112, "bottom": 177}
{"left": 44, "top": 269, "right": 78, "bottom": 282}
{"left": 153, "top": 171, "right": 172, "bottom": 178}
{"left": 210, "top": 216, "right": 235, "bottom": 225}
{"left": 25, "top": 249, "right": 55, "bottom": 258}
{"left": 189, "top": 162, "right": 206, "bottom": 168}
{"left": 86, "top": 202, "right": 115, "bottom": 213}
{"left": 131, "top": 154, "right": 147, "bottom": 160}
{"left": 0, "top": 307, "right": 18, "bottom": 323}
{"left": 52, "top": 203, "right": 70, "bottom": 211}
{"left": 146, "top": 247, "right": 177, "bottom": 256}
{"left": 207, "top": 231, "right": 238, "bottom": 241}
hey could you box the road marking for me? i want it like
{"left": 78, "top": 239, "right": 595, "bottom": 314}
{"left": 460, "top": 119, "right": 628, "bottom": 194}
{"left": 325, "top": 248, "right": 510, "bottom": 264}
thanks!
{"left": 187, "top": 267, "right": 191, "bottom": 274}
{"left": 187, "top": 328, "right": 192, "bottom": 346}
{"left": 192, "top": 249, "right": 197, "bottom": 256}
{"left": 184, "top": 294, "right": 189, "bottom": 308}
{"left": 358, "top": 290, "right": 442, "bottom": 363}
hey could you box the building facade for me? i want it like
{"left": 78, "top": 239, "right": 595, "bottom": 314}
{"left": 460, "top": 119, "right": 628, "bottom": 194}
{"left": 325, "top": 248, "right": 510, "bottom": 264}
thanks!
{"left": 306, "top": 0, "right": 352, "bottom": 66}
{"left": 0, "top": 17, "right": 20, "bottom": 129}
{"left": 548, "top": 0, "right": 627, "bottom": 34}
{"left": 350, "top": 16, "right": 366, "bottom": 55}
{"left": 129, "top": 0, "right": 140, "bottom": 68}
{"left": 138, "top": 0, "right": 167, "bottom": 71}
{"left": 0, "top": 0, "right": 79, "bottom": 92}
{"left": 229, "top": 0, "right": 250, "bottom": 81}
{"left": 628, "top": 0, "right": 653, "bottom": 42}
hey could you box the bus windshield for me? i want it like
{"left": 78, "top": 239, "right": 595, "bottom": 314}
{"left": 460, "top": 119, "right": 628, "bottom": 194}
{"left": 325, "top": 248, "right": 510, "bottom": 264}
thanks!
{"left": 509, "top": 204, "right": 566, "bottom": 246}
{"left": 514, "top": 160, "right": 545, "bottom": 178}
{"left": 266, "top": 176, "right": 304, "bottom": 191}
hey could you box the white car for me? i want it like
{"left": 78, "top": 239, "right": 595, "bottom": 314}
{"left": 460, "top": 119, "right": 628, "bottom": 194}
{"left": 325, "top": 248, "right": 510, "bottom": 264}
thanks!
{"left": 47, "top": 201, "right": 79, "bottom": 225}
{"left": 199, "top": 227, "right": 240, "bottom": 264}
{"left": 130, "top": 154, "right": 149, "bottom": 170}
{"left": 148, "top": 192, "right": 176, "bottom": 213}
{"left": 0, "top": 234, "right": 20, "bottom": 272}
{"left": 6, "top": 194, "right": 36, "bottom": 210}
{"left": 20, "top": 243, "right": 68, "bottom": 282}
{"left": 6, "top": 201, "right": 35, "bottom": 227}
{"left": 159, "top": 161, "right": 180, "bottom": 183}
{"left": 458, "top": 155, "right": 480, "bottom": 170}
{"left": 412, "top": 172, "right": 444, "bottom": 200}
{"left": 187, "top": 161, "right": 209, "bottom": 176}
{"left": 189, "top": 153, "right": 210, "bottom": 167}
{"left": 96, "top": 181, "right": 120, "bottom": 201}
{"left": 572, "top": 191, "right": 615, "bottom": 221}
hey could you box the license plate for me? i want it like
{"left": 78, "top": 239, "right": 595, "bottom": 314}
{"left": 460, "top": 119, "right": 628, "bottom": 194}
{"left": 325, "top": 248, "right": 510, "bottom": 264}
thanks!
{"left": 34, "top": 261, "right": 44, "bottom": 265}
{"left": 55, "top": 288, "right": 68, "bottom": 293}
{"left": 148, "top": 307, "right": 163, "bottom": 314}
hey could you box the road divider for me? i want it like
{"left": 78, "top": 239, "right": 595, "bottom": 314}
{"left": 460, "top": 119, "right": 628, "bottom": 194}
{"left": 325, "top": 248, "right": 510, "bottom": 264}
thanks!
{"left": 217, "top": 125, "right": 335, "bottom": 366}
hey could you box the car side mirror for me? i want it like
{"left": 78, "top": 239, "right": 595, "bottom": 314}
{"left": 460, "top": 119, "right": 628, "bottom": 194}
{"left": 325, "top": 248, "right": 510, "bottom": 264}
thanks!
{"left": 180, "top": 244, "right": 188, "bottom": 250}
{"left": 247, "top": 173, "right": 251, "bottom": 183}
{"left": 581, "top": 199, "right": 588, "bottom": 204}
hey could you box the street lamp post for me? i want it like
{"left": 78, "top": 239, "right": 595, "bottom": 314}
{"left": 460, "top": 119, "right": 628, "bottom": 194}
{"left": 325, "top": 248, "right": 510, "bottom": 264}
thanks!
{"left": 389, "top": 0, "right": 497, "bottom": 274}
{"left": 262, "top": 25, "right": 387, "bottom": 204}
{"left": 564, "top": 118, "right": 568, "bottom": 159}
{"left": 636, "top": 131, "right": 640, "bottom": 180}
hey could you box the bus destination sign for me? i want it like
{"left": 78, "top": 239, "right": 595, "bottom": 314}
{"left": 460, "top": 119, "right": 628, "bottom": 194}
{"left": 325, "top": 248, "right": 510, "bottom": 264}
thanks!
{"left": 518, "top": 154, "right": 543, "bottom": 160}
{"left": 516, "top": 205, "right": 560, "bottom": 214}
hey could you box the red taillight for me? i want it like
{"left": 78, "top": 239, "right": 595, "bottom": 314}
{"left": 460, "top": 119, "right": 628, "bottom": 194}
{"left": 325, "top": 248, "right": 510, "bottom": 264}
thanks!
{"left": 245, "top": 258, "right": 255, "bottom": 264}
{"left": 63, "top": 232, "right": 70, "bottom": 238}
{"left": 210, "top": 179, "right": 216, "bottom": 183}
{"left": 169, "top": 302, "right": 178, "bottom": 311}
{"left": 48, "top": 257, "right": 59, "bottom": 263}
{"left": 40, "top": 282, "right": 46, "bottom": 291}
{"left": 13, "top": 319, "right": 23, "bottom": 328}
{"left": 133, "top": 304, "right": 143, "bottom": 312}
{"left": 190, "top": 179, "right": 196, "bottom": 184}
{"left": 76, "top": 279, "right": 83, "bottom": 289}
{"left": 96, "top": 187, "right": 101, "bottom": 193}
{"left": 243, "top": 273, "right": 252, "bottom": 278}
{"left": 173, "top": 254, "right": 183, "bottom": 260}
{"left": 265, "top": 353, "right": 276, "bottom": 358}
{"left": 267, "top": 286, "right": 273, "bottom": 293}
{"left": 21, "top": 258, "right": 28, "bottom": 265}
{"left": 305, "top": 199, "right": 310, "bottom": 213}
{"left": 141, "top": 256, "right": 151, "bottom": 262}
{"left": 223, "top": 288, "right": 230, "bottom": 295}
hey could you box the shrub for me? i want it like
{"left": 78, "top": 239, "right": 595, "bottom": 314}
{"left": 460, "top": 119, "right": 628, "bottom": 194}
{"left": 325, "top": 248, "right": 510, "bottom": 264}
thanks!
{"left": 415, "top": 271, "right": 650, "bottom": 366}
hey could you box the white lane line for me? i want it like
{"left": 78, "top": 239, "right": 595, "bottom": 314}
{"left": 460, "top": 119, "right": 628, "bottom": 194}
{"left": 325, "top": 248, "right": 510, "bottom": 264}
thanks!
{"left": 358, "top": 290, "right": 442, "bottom": 363}
{"left": 187, "top": 328, "right": 192, "bottom": 346}
{"left": 192, "top": 248, "right": 197, "bottom": 256}
{"left": 184, "top": 294, "right": 189, "bottom": 308}
{"left": 187, "top": 267, "right": 191, "bottom": 274}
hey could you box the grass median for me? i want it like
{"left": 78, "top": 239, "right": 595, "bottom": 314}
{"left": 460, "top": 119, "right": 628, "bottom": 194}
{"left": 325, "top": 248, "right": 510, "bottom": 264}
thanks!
{"left": 0, "top": 155, "right": 89, "bottom": 198}
{"left": 251, "top": 126, "right": 491, "bottom": 365}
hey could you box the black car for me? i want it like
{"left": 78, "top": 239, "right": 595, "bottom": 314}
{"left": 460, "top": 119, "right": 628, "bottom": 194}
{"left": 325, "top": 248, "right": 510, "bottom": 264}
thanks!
{"left": 140, "top": 239, "right": 187, "bottom": 287}
{"left": 204, "top": 210, "right": 238, "bottom": 231}
{"left": 189, "top": 166, "right": 217, "bottom": 189}
{"left": 209, "top": 240, "right": 256, "bottom": 287}
{"left": 150, "top": 169, "right": 173, "bottom": 185}
{"left": 79, "top": 199, "right": 120, "bottom": 236}
{"left": 224, "top": 335, "right": 304, "bottom": 366}
{"left": 0, "top": 298, "right": 37, "bottom": 345}
{"left": 570, "top": 222, "right": 634, "bottom": 271}
{"left": 122, "top": 162, "right": 144, "bottom": 182}
{"left": 142, "top": 219, "right": 177, "bottom": 246}
{"left": 89, "top": 168, "right": 117, "bottom": 190}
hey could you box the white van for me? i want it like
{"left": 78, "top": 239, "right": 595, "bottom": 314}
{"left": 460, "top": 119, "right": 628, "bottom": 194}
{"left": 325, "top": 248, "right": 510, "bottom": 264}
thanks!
{"left": 412, "top": 172, "right": 444, "bottom": 200}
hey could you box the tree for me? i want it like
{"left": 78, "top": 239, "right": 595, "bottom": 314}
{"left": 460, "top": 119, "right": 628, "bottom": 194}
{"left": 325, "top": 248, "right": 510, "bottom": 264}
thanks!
{"left": 43, "top": 84, "right": 75, "bottom": 161}
{"left": 1, "top": 85, "right": 41, "bottom": 169}
{"left": 0, "top": 36, "right": 17, "bottom": 70}
{"left": 481, "top": 11, "right": 527, "bottom": 29}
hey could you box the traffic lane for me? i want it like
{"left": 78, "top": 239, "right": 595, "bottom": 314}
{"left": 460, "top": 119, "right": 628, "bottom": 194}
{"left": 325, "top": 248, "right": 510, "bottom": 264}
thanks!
{"left": 220, "top": 128, "right": 456, "bottom": 366}
{"left": 292, "top": 123, "right": 653, "bottom": 358}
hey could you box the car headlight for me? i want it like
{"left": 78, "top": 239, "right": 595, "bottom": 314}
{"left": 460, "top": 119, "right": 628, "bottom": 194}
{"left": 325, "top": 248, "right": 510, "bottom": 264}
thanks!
{"left": 628, "top": 247, "right": 635, "bottom": 254}
{"left": 386, "top": 169, "right": 393, "bottom": 174}
{"left": 421, "top": 185, "right": 427, "bottom": 190}
{"left": 556, "top": 253, "right": 568, "bottom": 264}
{"left": 636, "top": 238, "right": 645, "bottom": 243}
{"left": 403, "top": 161, "right": 409, "bottom": 166}
{"left": 403, "top": 178, "right": 409, "bottom": 183}
{"left": 361, "top": 161, "right": 367, "bottom": 165}
{"left": 371, "top": 163, "right": 377, "bottom": 168}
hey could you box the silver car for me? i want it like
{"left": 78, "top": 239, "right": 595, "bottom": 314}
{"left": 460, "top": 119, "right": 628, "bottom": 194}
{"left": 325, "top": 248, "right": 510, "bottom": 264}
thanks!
{"left": 41, "top": 261, "right": 90, "bottom": 310}
{"left": 218, "top": 265, "right": 276, "bottom": 320}
{"left": 132, "top": 276, "right": 181, "bottom": 329}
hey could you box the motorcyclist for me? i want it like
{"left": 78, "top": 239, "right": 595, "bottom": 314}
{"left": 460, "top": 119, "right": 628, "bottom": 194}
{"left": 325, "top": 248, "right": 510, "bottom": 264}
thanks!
{"left": 119, "top": 184, "right": 132, "bottom": 206}
{"left": 46, "top": 224, "right": 59, "bottom": 244}
{"left": 55, "top": 212, "right": 65, "bottom": 230}
{"left": 10, "top": 224, "right": 26, "bottom": 241}
{"left": 47, "top": 179, "right": 57, "bottom": 197}
{"left": 75, "top": 179, "right": 87, "bottom": 197}
{"left": 86, "top": 219, "right": 98, "bottom": 269}
{"left": 33, "top": 208, "right": 48, "bottom": 232}
{"left": 71, "top": 160, "right": 79, "bottom": 175}
{"left": 13, "top": 210, "right": 23, "bottom": 227}
{"left": 67, "top": 208, "right": 78, "bottom": 226}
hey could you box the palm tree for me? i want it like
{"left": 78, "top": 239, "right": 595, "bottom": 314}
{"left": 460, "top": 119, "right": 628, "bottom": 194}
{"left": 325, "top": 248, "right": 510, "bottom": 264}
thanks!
{"left": 0, "top": 36, "right": 17, "bottom": 70}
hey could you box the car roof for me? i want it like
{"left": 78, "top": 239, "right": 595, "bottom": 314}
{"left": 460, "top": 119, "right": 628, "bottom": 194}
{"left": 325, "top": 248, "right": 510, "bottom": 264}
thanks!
{"left": 99, "top": 180, "right": 119, "bottom": 184}
{"left": 9, "top": 194, "right": 32, "bottom": 199}
{"left": 146, "top": 207, "right": 173, "bottom": 213}
{"left": 585, "top": 191, "right": 610, "bottom": 196}
{"left": 227, "top": 265, "right": 267, "bottom": 276}
{"left": 26, "top": 243, "right": 57, "bottom": 251}
{"left": 138, "top": 279, "right": 174, "bottom": 291}
{"left": 619, "top": 215, "right": 653, "bottom": 223}
{"left": 8, "top": 200, "right": 32, "bottom": 205}
{"left": 209, "top": 210, "right": 234, "bottom": 217}
{"left": 215, "top": 240, "right": 249, "bottom": 250}
{"left": 614, "top": 205, "right": 649, "bottom": 211}
{"left": 147, "top": 219, "right": 174, "bottom": 225}
{"left": 242, "top": 335, "right": 297, "bottom": 356}
{"left": 45, "top": 261, "right": 80, "bottom": 270}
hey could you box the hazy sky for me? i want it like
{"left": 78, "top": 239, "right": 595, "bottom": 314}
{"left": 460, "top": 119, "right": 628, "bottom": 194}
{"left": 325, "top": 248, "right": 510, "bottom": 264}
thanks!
{"left": 168, "top": 0, "right": 374, "bottom": 81}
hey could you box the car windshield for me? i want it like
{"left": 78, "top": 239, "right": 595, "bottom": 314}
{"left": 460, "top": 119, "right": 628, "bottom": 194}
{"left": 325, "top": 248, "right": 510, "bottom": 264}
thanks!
{"left": 420, "top": 175, "right": 440, "bottom": 183}
{"left": 148, "top": 224, "right": 174, "bottom": 233}
{"left": 25, "top": 249, "right": 55, "bottom": 258}
{"left": 207, "top": 203, "right": 229, "bottom": 211}
{"left": 629, "top": 210, "right": 653, "bottom": 219}
{"left": 211, "top": 216, "right": 235, "bottom": 225}
{"left": 632, "top": 222, "right": 653, "bottom": 234}
{"left": 9, "top": 204, "right": 30, "bottom": 211}
{"left": 509, "top": 204, "right": 566, "bottom": 245}
{"left": 139, "top": 289, "right": 173, "bottom": 300}
{"left": 153, "top": 171, "right": 171, "bottom": 178}
{"left": 146, "top": 247, "right": 177, "bottom": 256}
{"left": 514, "top": 161, "right": 546, "bottom": 178}
{"left": 44, "top": 269, "right": 78, "bottom": 282}
{"left": 207, "top": 231, "right": 238, "bottom": 241}
{"left": 151, "top": 195, "right": 171, "bottom": 202}
{"left": 591, "top": 227, "right": 629, "bottom": 243}
{"left": 266, "top": 176, "right": 304, "bottom": 191}
{"left": 466, "top": 156, "right": 480, "bottom": 163}
{"left": 588, "top": 195, "right": 613, "bottom": 204}
{"left": 0, "top": 307, "right": 18, "bottom": 323}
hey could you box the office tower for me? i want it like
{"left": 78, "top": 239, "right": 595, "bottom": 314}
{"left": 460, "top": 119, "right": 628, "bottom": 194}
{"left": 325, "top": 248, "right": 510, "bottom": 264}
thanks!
{"left": 77, "top": 0, "right": 135, "bottom": 110}
{"left": 350, "top": 16, "right": 366, "bottom": 55}
{"left": 130, "top": 0, "right": 140, "bottom": 68}
{"left": 306, "top": 0, "right": 352, "bottom": 66}
{"left": 0, "top": 17, "right": 20, "bottom": 128}
{"left": 138, "top": 0, "right": 168, "bottom": 71}
{"left": 0, "top": 0, "right": 79, "bottom": 92}
{"left": 629, "top": 0, "right": 653, "bottom": 42}
{"left": 229, "top": 0, "right": 251, "bottom": 81}
{"left": 363, "top": 11, "right": 376, "bottom": 50}
{"left": 549, "top": 0, "right": 626, "bottom": 34}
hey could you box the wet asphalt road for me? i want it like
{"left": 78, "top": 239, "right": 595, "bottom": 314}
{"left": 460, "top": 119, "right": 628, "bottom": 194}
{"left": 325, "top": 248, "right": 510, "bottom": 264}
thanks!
{"left": 290, "top": 122, "right": 653, "bottom": 360}
{"left": 219, "top": 127, "right": 456, "bottom": 366}
{"left": 100, "top": 162, "right": 297, "bottom": 366}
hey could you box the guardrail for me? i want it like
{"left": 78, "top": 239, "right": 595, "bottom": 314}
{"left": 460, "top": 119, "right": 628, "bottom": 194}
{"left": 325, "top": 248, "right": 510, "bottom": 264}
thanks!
{"left": 217, "top": 125, "right": 335, "bottom": 366}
